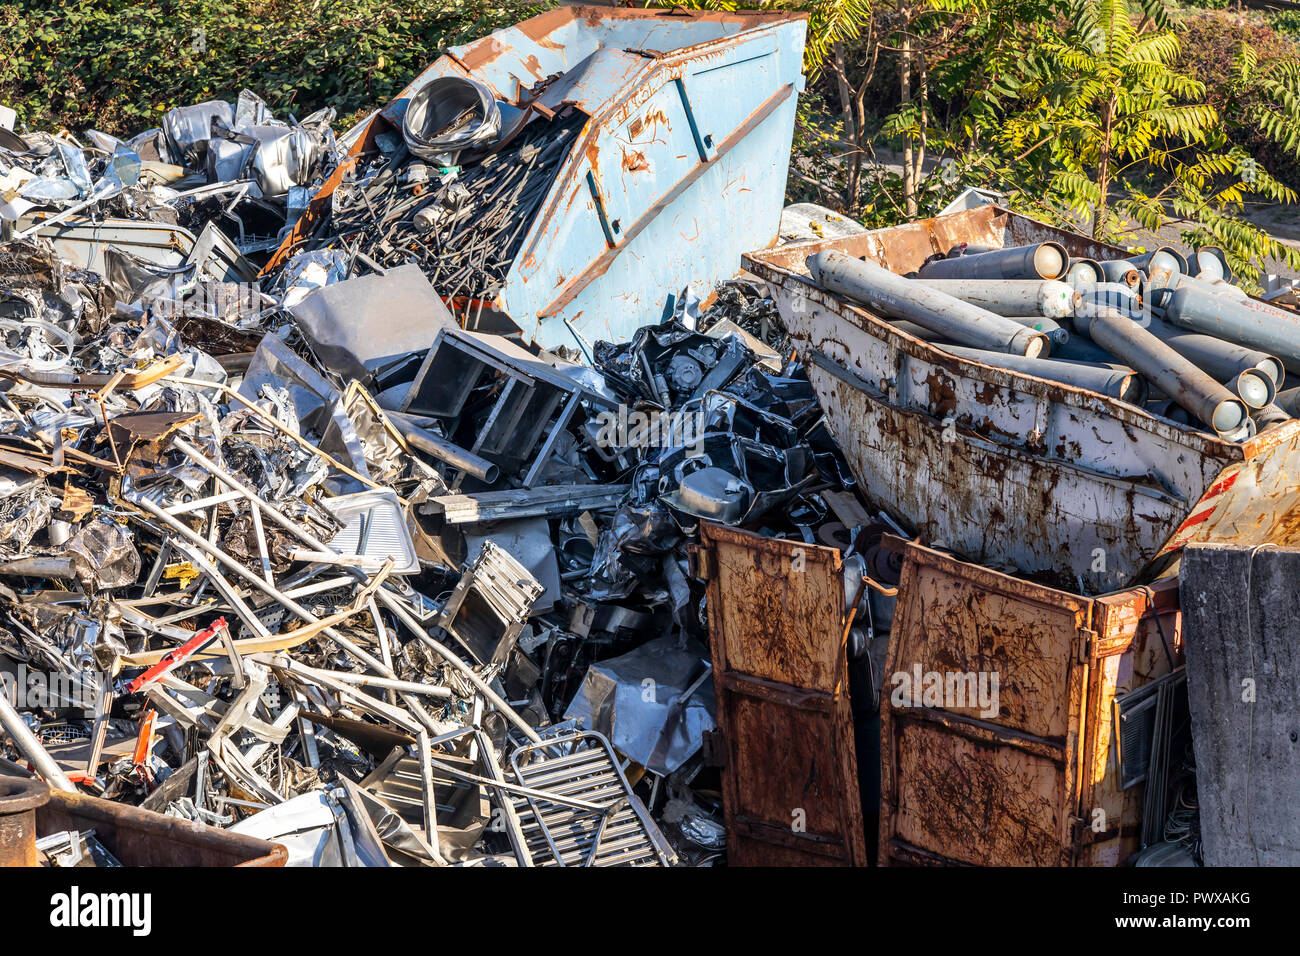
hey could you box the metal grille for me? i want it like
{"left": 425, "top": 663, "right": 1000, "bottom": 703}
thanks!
{"left": 508, "top": 731, "right": 675, "bottom": 867}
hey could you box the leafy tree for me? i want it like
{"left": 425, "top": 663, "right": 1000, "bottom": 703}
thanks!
{"left": 942, "top": 0, "right": 1300, "bottom": 281}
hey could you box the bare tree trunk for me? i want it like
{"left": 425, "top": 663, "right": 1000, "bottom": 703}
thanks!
{"left": 900, "top": 32, "right": 917, "bottom": 217}
{"left": 1094, "top": 99, "right": 1113, "bottom": 239}
{"left": 913, "top": 52, "right": 927, "bottom": 209}
{"left": 833, "top": 42, "right": 862, "bottom": 213}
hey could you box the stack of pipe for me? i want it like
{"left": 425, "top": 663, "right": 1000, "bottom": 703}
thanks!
{"left": 806, "top": 239, "right": 1299, "bottom": 441}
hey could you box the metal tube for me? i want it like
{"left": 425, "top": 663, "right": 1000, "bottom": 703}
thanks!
{"left": 937, "top": 344, "right": 1145, "bottom": 403}
{"left": 912, "top": 279, "right": 1078, "bottom": 319}
{"left": 1098, "top": 260, "right": 1139, "bottom": 287}
{"left": 1074, "top": 306, "right": 1249, "bottom": 437}
{"left": 0, "top": 777, "right": 49, "bottom": 867}
{"left": 291, "top": 664, "right": 453, "bottom": 699}
{"left": 0, "top": 556, "right": 76, "bottom": 579}
{"left": 1075, "top": 282, "right": 1143, "bottom": 319}
{"left": 808, "top": 251, "right": 1049, "bottom": 357}
{"left": 1163, "top": 285, "right": 1300, "bottom": 373}
{"left": 1066, "top": 258, "right": 1104, "bottom": 284}
{"left": 1190, "top": 246, "right": 1230, "bottom": 283}
{"left": 1146, "top": 270, "right": 1248, "bottom": 305}
{"left": 916, "top": 242, "right": 1069, "bottom": 280}
{"left": 1148, "top": 399, "right": 1193, "bottom": 426}
{"left": 0, "top": 693, "right": 77, "bottom": 793}
{"left": 888, "top": 320, "right": 941, "bottom": 342}
{"left": 894, "top": 315, "right": 1070, "bottom": 352}
{"left": 1229, "top": 369, "right": 1275, "bottom": 409}
{"left": 1075, "top": 280, "right": 1140, "bottom": 302}
{"left": 1125, "top": 246, "right": 1187, "bottom": 276}
{"left": 1140, "top": 317, "right": 1283, "bottom": 387}
{"left": 1275, "top": 386, "right": 1300, "bottom": 418}
{"left": 1004, "top": 316, "right": 1069, "bottom": 346}
{"left": 1255, "top": 403, "right": 1294, "bottom": 432}
{"left": 1047, "top": 333, "right": 1122, "bottom": 366}
{"left": 387, "top": 412, "right": 500, "bottom": 483}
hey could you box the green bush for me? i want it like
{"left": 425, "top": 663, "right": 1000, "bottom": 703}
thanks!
{"left": 0, "top": 0, "right": 553, "bottom": 137}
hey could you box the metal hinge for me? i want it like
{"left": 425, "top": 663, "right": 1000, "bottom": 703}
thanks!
{"left": 688, "top": 544, "right": 714, "bottom": 582}
{"left": 701, "top": 729, "right": 726, "bottom": 768}
{"left": 1075, "top": 627, "right": 1096, "bottom": 664}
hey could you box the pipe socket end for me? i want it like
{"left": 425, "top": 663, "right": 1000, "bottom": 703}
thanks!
{"left": 1014, "top": 330, "right": 1050, "bottom": 359}
{"left": 1233, "top": 370, "right": 1276, "bottom": 409}
{"left": 1211, "top": 398, "right": 1249, "bottom": 436}
{"left": 1036, "top": 242, "right": 1069, "bottom": 280}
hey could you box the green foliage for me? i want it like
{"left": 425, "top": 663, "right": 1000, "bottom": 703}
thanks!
{"left": 982, "top": 0, "right": 1220, "bottom": 238}
{"left": 788, "top": 87, "right": 848, "bottom": 205}
{"left": 923, "top": 0, "right": 1300, "bottom": 284}
{"left": 1271, "top": 11, "right": 1300, "bottom": 38}
{"left": 1175, "top": 11, "right": 1300, "bottom": 191}
{"left": 0, "top": 0, "right": 553, "bottom": 136}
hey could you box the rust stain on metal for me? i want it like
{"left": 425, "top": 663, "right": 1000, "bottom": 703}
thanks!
{"left": 628, "top": 108, "right": 671, "bottom": 142}
{"left": 741, "top": 206, "right": 1300, "bottom": 593}
{"left": 698, "top": 523, "right": 868, "bottom": 866}
{"left": 621, "top": 148, "right": 650, "bottom": 173}
{"left": 880, "top": 538, "right": 1182, "bottom": 866}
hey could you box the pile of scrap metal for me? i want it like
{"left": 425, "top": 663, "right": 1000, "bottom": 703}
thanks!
{"left": 1, "top": 89, "right": 341, "bottom": 266}
{"left": 806, "top": 242, "right": 1300, "bottom": 440}
{"left": 0, "top": 7, "right": 865, "bottom": 868}
{"left": 0, "top": 94, "right": 867, "bottom": 866}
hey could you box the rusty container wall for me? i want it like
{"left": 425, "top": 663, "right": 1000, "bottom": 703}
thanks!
{"left": 272, "top": 7, "right": 808, "bottom": 351}
{"left": 33, "top": 788, "right": 286, "bottom": 867}
{"left": 880, "top": 537, "right": 1182, "bottom": 867}
{"left": 742, "top": 204, "right": 1300, "bottom": 595}
{"left": 694, "top": 523, "right": 869, "bottom": 866}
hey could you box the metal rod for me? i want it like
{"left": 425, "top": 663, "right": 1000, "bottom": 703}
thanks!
{"left": 937, "top": 344, "right": 1145, "bottom": 403}
{"left": 126, "top": 493, "right": 444, "bottom": 736}
{"left": 1074, "top": 305, "right": 1249, "bottom": 437}
{"left": 1125, "top": 246, "right": 1187, "bottom": 276}
{"left": 1140, "top": 316, "right": 1283, "bottom": 385}
{"left": 1162, "top": 285, "right": 1300, "bottom": 374}
{"left": 1099, "top": 260, "right": 1140, "bottom": 287}
{"left": 167, "top": 439, "right": 540, "bottom": 743}
{"left": 0, "top": 692, "right": 77, "bottom": 792}
{"left": 912, "top": 278, "right": 1078, "bottom": 319}
{"left": 387, "top": 411, "right": 500, "bottom": 483}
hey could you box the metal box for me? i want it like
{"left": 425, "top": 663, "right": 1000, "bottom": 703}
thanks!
{"left": 880, "top": 537, "right": 1183, "bottom": 867}
{"left": 272, "top": 7, "right": 807, "bottom": 350}
{"left": 744, "top": 204, "right": 1300, "bottom": 594}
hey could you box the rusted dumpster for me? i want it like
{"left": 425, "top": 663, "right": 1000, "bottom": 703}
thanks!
{"left": 692, "top": 521, "right": 1182, "bottom": 867}
{"left": 742, "top": 205, "right": 1300, "bottom": 595}
{"left": 17, "top": 783, "right": 287, "bottom": 867}
{"left": 879, "top": 537, "right": 1182, "bottom": 867}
